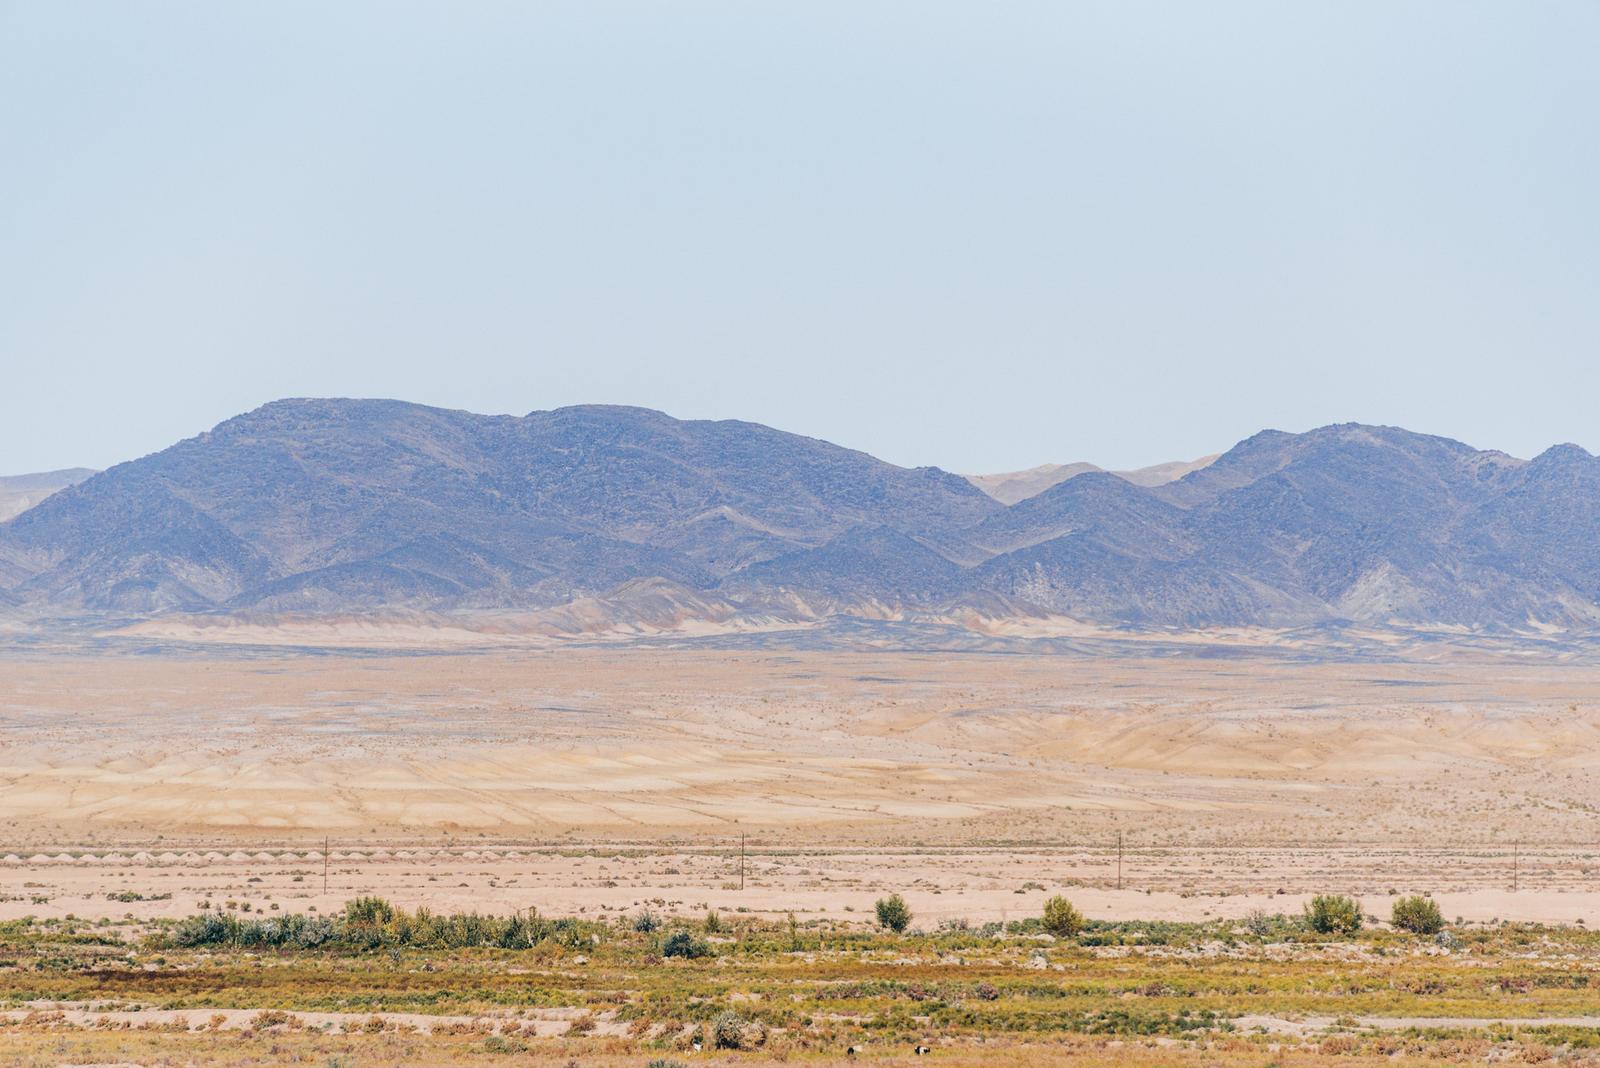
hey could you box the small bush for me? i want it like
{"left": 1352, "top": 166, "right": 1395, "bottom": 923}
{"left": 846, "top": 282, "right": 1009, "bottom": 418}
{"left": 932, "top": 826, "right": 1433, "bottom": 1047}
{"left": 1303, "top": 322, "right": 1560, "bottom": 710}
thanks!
{"left": 875, "top": 893, "right": 912, "bottom": 933}
{"left": 712, "top": 1010, "right": 748, "bottom": 1049}
{"left": 703, "top": 909, "right": 722, "bottom": 933}
{"left": 1392, "top": 895, "right": 1444, "bottom": 935}
{"left": 344, "top": 896, "right": 395, "bottom": 927}
{"left": 1042, "top": 895, "right": 1084, "bottom": 937}
{"left": 1303, "top": 894, "right": 1363, "bottom": 935}
{"left": 661, "top": 929, "right": 710, "bottom": 959}
{"left": 786, "top": 911, "right": 803, "bottom": 950}
{"left": 633, "top": 909, "right": 661, "bottom": 933}
{"left": 171, "top": 913, "right": 237, "bottom": 947}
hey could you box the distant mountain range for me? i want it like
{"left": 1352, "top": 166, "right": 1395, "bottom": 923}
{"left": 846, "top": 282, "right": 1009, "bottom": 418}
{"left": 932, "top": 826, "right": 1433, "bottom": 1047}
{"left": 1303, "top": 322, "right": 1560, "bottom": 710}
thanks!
{"left": 963, "top": 455, "right": 1218, "bottom": 505}
{"left": 2, "top": 399, "right": 1598, "bottom": 634}
{"left": 0, "top": 468, "right": 96, "bottom": 523}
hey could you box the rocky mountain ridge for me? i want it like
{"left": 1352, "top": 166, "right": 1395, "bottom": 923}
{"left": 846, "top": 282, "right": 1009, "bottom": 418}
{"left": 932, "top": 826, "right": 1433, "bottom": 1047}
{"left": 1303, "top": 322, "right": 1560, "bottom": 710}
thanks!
{"left": 2, "top": 400, "right": 1596, "bottom": 634}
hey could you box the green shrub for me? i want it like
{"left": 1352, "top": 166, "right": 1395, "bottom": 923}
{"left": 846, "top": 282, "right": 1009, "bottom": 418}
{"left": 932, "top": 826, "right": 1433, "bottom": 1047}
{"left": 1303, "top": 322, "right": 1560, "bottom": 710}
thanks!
{"left": 171, "top": 913, "right": 238, "bottom": 947}
{"left": 633, "top": 909, "right": 661, "bottom": 933}
{"left": 661, "top": 929, "right": 710, "bottom": 958}
{"left": 163, "top": 899, "right": 601, "bottom": 953}
{"left": 1042, "top": 895, "right": 1085, "bottom": 937}
{"left": 1303, "top": 894, "right": 1363, "bottom": 935}
{"left": 1391, "top": 895, "right": 1444, "bottom": 935}
{"left": 344, "top": 896, "right": 395, "bottom": 927}
{"left": 875, "top": 893, "right": 912, "bottom": 933}
{"left": 703, "top": 909, "right": 722, "bottom": 933}
{"left": 497, "top": 910, "right": 550, "bottom": 948}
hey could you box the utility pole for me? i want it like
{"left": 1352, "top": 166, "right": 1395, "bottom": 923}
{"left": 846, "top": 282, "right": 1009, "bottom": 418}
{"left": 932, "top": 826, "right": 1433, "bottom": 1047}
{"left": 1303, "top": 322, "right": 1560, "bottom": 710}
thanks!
{"left": 323, "top": 836, "right": 330, "bottom": 897}
{"left": 1116, "top": 831, "right": 1123, "bottom": 891}
{"left": 1513, "top": 841, "right": 1519, "bottom": 893}
{"left": 739, "top": 833, "right": 746, "bottom": 891}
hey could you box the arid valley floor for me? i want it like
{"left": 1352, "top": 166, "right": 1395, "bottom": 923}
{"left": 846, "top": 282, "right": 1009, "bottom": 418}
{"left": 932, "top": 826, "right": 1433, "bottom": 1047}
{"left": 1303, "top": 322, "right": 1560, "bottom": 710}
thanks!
{"left": 5, "top": 637, "right": 1600, "bottom": 1064}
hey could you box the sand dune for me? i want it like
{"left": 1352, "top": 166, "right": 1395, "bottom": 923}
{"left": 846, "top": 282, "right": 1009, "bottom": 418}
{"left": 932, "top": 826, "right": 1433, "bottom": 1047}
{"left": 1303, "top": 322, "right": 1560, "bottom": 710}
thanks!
{"left": 1, "top": 648, "right": 1597, "bottom": 849}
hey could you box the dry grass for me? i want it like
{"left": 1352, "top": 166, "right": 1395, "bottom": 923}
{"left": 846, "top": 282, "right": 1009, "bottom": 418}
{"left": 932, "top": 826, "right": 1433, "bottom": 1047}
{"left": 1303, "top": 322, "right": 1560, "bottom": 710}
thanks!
{"left": 3, "top": 908, "right": 1600, "bottom": 1064}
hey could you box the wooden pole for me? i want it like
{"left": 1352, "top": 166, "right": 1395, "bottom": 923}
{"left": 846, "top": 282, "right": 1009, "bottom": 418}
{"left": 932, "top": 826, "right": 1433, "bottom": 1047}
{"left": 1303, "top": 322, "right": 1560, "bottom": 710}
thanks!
{"left": 323, "top": 836, "right": 330, "bottom": 897}
{"left": 739, "top": 833, "right": 746, "bottom": 891}
{"left": 1513, "top": 841, "right": 1519, "bottom": 892}
{"left": 1116, "top": 831, "right": 1123, "bottom": 891}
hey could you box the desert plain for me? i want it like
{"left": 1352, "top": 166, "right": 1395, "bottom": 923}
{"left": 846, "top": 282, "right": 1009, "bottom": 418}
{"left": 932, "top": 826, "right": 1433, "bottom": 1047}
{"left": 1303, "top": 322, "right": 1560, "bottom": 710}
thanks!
{"left": 3, "top": 636, "right": 1599, "bottom": 923}
{"left": 9, "top": 636, "right": 1600, "bottom": 1066}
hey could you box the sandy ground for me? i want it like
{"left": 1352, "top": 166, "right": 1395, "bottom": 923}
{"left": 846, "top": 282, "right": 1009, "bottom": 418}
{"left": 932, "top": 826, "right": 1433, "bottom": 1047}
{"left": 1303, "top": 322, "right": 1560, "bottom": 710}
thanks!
{"left": 1, "top": 845, "right": 1595, "bottom": 926}
{"left": 0, "top": 1004, "right": 618, "bottom": 1038}
{"left": 8, "top": 1004, "right": 1598, "bottom": 1038}
{"left": 2, "top": 645, "right": 1599, "bottom": 923}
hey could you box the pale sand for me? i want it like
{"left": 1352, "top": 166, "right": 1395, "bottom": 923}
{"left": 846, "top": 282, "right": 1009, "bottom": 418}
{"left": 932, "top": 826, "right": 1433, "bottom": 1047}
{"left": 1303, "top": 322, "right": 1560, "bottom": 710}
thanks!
{"left": 10, "top": 1005, "right": 1596, "bottom": 1038}
{"left": 2, "top": 646, "right": 1598, "bottom": 922}
{"left": 1, "top": 847, "right": 1594, "bottom": 926}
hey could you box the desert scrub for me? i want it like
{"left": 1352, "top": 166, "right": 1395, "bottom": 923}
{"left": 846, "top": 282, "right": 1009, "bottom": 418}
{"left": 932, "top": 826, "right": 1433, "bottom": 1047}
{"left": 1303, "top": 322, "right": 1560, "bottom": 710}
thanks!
{"left": 162, "top": 899, "right": 607, "bottom": 952}
{"left": 344, "top": 896, "right": 396, "bottom": 926}
{"left": 8, "top": 936, "right": 1600, "bottom": 1040}
{"left": 661, "top": 929, "right": 711, "bottom": 959}
{"left": 170, "top": 911, "right": 337, "bottom": 949}
{"left": 875, "top": 893, "right": 912, "bottom": 933}
{"left": 1303, "top": 894, "right": 1363, "bottom": 935}
{"left": 1074, "top": 919, "right": 1227, "bottom": 947}
{"left": 1042, "top": 896, "right": 1085, "bottom": 938}
{"left": 8, "top": 907, "right": 1600, "bottom": 1039}
{"left": 1391, "top": 895, "right": 1445, "bottom": 935}
{"left": 711, "top": 1009, "right": 765, "bottom": 1049}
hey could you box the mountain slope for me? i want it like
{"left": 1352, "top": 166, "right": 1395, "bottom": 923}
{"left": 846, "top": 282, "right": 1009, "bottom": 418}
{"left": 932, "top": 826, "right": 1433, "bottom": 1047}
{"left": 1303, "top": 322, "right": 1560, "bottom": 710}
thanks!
{"left": 963, "top": 463, "right": 1100, "bottom": 505}
{"left": 964, "top": 455, "right": 1218, "bottom": 504}
{"left": 0, "top": 468, "right": 96, "bottom": 522}
{"left": 721, "top": 525, "right": 963, "bottom": 608}
{"left": 969, "top": 424, "right": 1585, "bottom": 628}
{"left": 0, "top": 399, "right": 997, "bottom": 614}
{"left": 1117, "top": 454, "right": 1219, "bottom": 488}
{"left": 5, "top": 403, "right": 1600, "bottom": 634}
{"left": 965, "top": 471, "right": 1195, "bottom": 558}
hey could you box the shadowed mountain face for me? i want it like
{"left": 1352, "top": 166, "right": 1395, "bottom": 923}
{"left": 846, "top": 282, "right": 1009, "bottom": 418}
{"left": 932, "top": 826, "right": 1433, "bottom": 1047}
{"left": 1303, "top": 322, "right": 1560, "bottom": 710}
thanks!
{"left": 2, "top": 401, "right": 1598, "bottom": 632}
{"left": 0, "top": 400, "right": 996, "bottom": 614}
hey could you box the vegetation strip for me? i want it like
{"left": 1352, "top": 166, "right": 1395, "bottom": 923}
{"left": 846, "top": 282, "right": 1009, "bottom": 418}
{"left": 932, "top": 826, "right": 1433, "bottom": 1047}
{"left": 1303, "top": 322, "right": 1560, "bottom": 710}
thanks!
{"left": 4, "top": 893, "right": 1600, "bottom": 1062}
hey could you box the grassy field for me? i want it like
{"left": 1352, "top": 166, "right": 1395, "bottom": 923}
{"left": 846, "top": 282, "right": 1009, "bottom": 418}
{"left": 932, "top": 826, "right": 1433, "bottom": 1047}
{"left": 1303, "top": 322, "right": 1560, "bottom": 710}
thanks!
{"left": 3, "top": 899, "right": 1600, "bottom": 1065}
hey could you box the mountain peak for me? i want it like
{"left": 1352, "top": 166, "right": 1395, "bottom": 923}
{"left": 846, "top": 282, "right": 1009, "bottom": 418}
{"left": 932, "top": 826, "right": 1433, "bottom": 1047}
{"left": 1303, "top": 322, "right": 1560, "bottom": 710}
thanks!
{"left": 1532, "top": 442, "right": 1594, "bottom": 465}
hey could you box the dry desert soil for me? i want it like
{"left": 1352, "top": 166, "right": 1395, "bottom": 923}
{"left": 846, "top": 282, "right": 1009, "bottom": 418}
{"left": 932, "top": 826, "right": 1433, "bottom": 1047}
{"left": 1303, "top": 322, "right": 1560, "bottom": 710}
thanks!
{"left": 1, "top": 643, "right": 1597, "bottom": 923}
{"left": 6, "top": 640, "right": 1600, "bottom": 1065}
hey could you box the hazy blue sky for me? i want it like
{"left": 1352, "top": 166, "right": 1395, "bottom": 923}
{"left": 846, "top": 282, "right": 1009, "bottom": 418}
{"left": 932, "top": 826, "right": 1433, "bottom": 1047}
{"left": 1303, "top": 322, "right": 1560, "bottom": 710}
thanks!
{"left": 2, "top": 2, "right": 1596, "bottom": 475}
